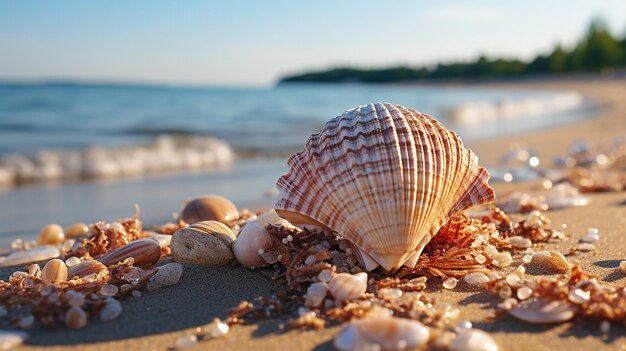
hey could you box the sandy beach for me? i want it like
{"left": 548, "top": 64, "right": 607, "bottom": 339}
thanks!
{"left": 1, "top": 77, "right": 625, "bottom": 351}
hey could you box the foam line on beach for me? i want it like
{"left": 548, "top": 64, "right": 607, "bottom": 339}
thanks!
{"left": 445, "top": 91, "right": 583, "bottom": 125}
{"left": 0, "top": 135, "right": 234, "bottom": 186}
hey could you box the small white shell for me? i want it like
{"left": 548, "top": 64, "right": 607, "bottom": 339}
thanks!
{"left": 304, "top": 282, "right": 328, "bottom": 308}
{"left": 232, "top": 222, "right": 273, "bottom": 268}
{"left": 328, "top": 272, "right": 367, "bottom": 303}
{"left": 510, "top": 298, "right": 576, "bottom": 324}
{"left": 334, "top": 317, "right": 430, "bottom": 351}
{"left": 450, "top": 329, "right": 499, "bottom": 351}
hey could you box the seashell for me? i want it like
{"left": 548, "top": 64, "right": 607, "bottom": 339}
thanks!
{"left": 38, "top": 224, "right": 65, "bottom": 245}
{"left": 171, "top": 221, "right": 236, "bottom": 267}
{"left": 510, "top": 297, "right": 576, "bottom": 324}
{"left": 41, "top": 258, "right": 68, "bottom": 286}
{"left": 98, "top": 239, "right": 161, "bottom": 269}
{"left": 180, "top": 195, "right": 238, "bottom": 225}
{"left": 450, "top": 328, "right": 499, "bottom": 351}
{"left": 68, "top": 260, "right": 107, "bottom": 278}
{"left": 334, "top": 317, "right": 430, "bottom": 351}
{"left": 146, "top": 263, "right": 184, "bottom": 291}
{"left": 64, "top": 222, "right": 89, "bottom": 238}
{"left": 528, "top": 250, "right": 569, "bottom": 274}
{"left": 1, "top": 245, "right": 60, "bottom": 267}
{"left": 231, "top": 222, "right": 274, "bottom": 268}
{"left": 275, "top": 103, "right": 494, "bottom": 272}
{"left": 328, "top": 272, "right": 367, "bottom": 303}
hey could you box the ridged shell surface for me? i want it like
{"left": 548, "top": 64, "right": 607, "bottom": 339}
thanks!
{"left": 275, "top": 103, "right": 495, "bottom": 272}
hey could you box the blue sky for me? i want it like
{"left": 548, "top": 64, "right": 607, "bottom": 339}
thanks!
{"left": 1, "top": 1, "right": 625, "bottom": 86}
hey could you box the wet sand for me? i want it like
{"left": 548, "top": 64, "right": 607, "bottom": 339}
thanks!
{"left": 2, "top": 77, "right": 626, "bottom": 350}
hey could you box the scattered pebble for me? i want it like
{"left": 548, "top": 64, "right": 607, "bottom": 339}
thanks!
{"left": 450, "top": 329, "right": 499, "bottom": 351}
{"left": 600, "top": 320, "right": 611, "bottom": 334}
{"left": 577, "top": 243, "right": 596, "bottom": 252}
{"left": 454, "top": 320, "right": 473, "bottom": 332}
{"left": 443, "top": 277, "right": 458, "bottom": 290}
{"left": 174, "top": 334, "right": 198, "bottom": 349}
{"left": 318, "top": 269, "right": 333, "bottom": 283}
{"left": 517, "top": 286, "right": 533, "bottom": 300}
{"left": 498, "top": 297, "right": 518, "bottom": 310}
{"left": 581, "top": 229, "right": 599, "bottom": 243}
{"left": 492, "top": 252, "right": 512, "bottom": 267}
{"left": 100, "top": 298, "right": 123, "bottom": 321}
{"left": 304, "top": 282, "right": 328, "bottom": 308}
{"left": 17, "top": 315, "right": 34, "bottom": 329}
{"left": 522, "top": 254, "right": 532, "bottom": 264}
{"left": 568, "top": 289, "right": 591, "bottom": 304}
{"left": 507, "top": 236, "right": 532, "bottom": 249}
{"left": 378, "top": 288, "right": 403, "bottom": 300}
{"left": 65, "top": 306, "right": 88, "bottom": 329}
{"left": 99, "top": 284, "right": 119, "bottom": 297}
{"left": 146, "top": 263, "right": 184, "bottom": 291}
{"left": 474, "top": 254, "right": 487, "bottom": 264}
{"left": 65, "top": 291, "right": 85, "bottom": 307}
{"left": 0, "top": 330, "right": 27, "bottom": 350}
{"left": 65, "top": 256, "right": 81, "bottom": 268}
{"left": 505, "top": 273, "right": 520, "bottom": 285}
{"left": 464, "top": 272, "right": 489, "bottom": 286}
{"left": 529, "top": 250, "right": 569, "bottom": 274}
{"left": 205, "top": 318, "right": 229, "bottom": 339}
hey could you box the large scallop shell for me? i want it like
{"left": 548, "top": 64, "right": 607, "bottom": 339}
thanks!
{"left": 275, "top": 102, "right": 495, "bottom": 272}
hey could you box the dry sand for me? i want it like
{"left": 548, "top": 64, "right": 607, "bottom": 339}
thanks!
{"left": 2, "top": 77, "right": 625, "bottom": 351}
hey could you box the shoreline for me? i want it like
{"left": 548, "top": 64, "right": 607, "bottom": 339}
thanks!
{"left": 1, "top": 76, "right": 625, "bottom": 350}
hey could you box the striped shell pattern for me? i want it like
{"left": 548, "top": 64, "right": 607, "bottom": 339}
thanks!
{"left": 275, "top": 103, "right": 495, "bottom": 272}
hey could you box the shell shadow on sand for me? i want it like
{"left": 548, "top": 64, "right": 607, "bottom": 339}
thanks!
{"left": 0, "top": 262, "right": 273, "bottom": 346}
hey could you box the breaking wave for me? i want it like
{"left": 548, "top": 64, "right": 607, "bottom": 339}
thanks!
{"left": 0, "top": 135, "right": 234, "bottom": 186}
{"left": 445, "top": 91, "right": 584, "bottom": 125}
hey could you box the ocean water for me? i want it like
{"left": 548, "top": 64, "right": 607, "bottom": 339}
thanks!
{"left": 0, "top": 82, "right": 595, "bottom": 244}
{"left": 0, "top": 82, "right": 589, "bottom": 155}
{"left": 0, "top": 82, "right": 592, "bottom": 186}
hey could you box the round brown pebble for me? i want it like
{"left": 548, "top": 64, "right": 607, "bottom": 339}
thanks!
{"left": 171, "top": 221, "right": 236, "bottom": 267}
{"left": 180, "top": 195, "right": 238, "bottom": 225}
{"left": 64, "top": 222, "right": 89, "bottom": 238}
{"left": 38, "top": 224, "right": 65, "bottom": 245}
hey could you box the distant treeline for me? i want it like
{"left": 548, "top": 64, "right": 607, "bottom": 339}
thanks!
{"left": 279, "top": 20, "right": 626, "bottom": 83}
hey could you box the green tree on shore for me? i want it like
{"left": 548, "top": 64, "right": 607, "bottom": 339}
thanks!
{"left": 280, "top": 19, "right": 626, "bottom": 84}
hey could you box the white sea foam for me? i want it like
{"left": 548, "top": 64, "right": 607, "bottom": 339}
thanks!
{"left": 447, "top": 92, "right": 583, "bottom": 125}
{"left": 0, "top": 135, "right": 234, "bottom": 186}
